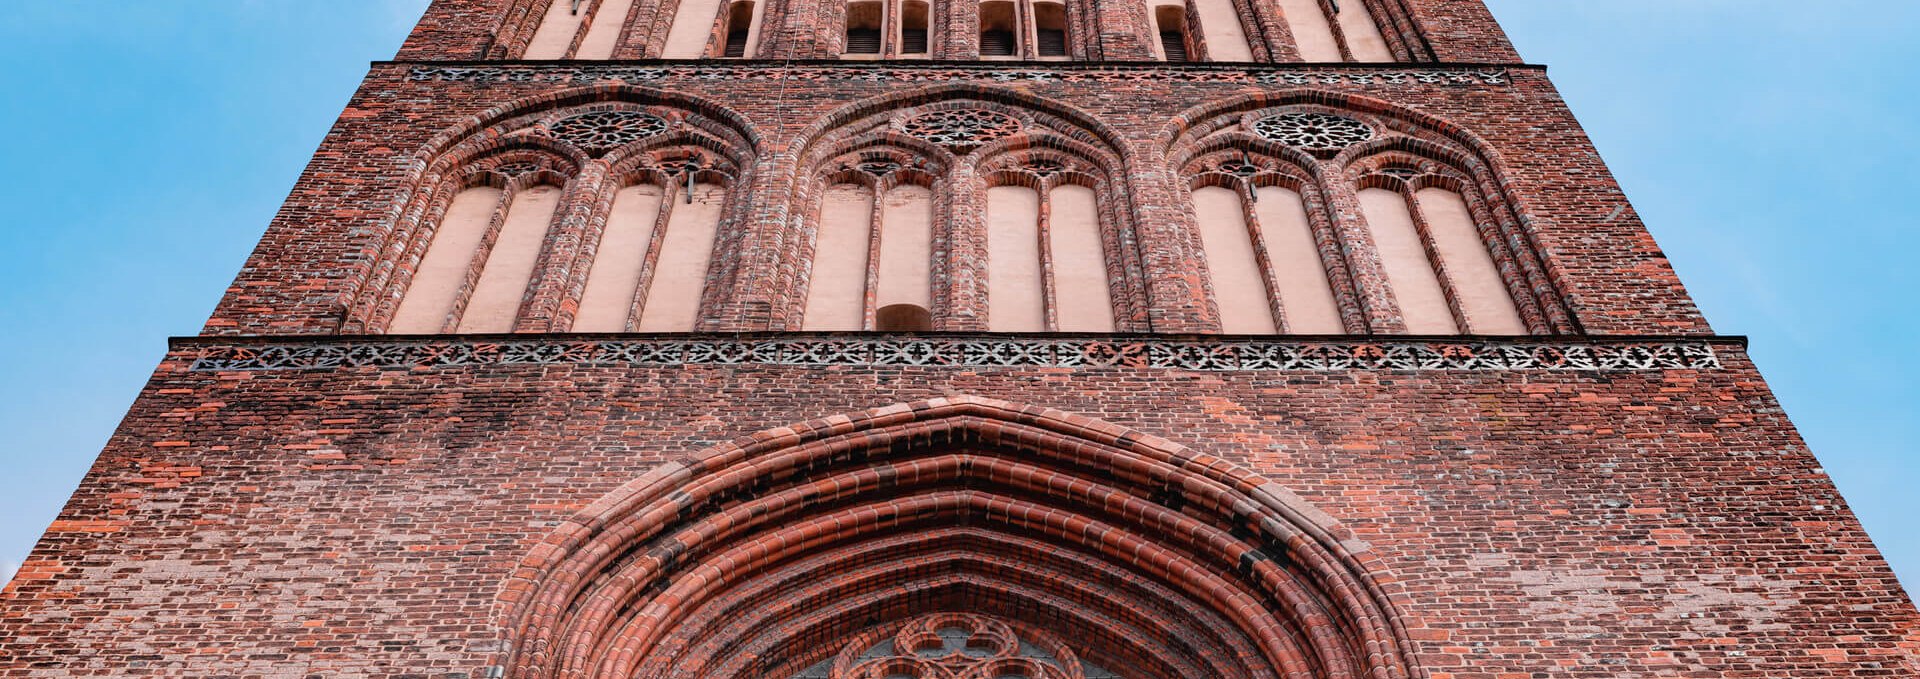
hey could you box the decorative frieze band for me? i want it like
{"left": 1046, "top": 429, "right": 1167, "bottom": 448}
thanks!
{"left": 406, "top": 64, "right": 1511, "bottom": 88}
{"left": 185, "top": 335, "right": 1719, "bottom": 373}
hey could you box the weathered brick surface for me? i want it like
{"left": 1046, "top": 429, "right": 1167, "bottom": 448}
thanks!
{"left": 1, "top": 345, "right": 1915, "bottom": 676}
{"left": 4, "top": 0, "right": 1915, "bottom": 676}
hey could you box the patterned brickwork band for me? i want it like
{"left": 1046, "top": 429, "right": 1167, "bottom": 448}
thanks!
{"left": 406, "top": 64, "right": 1513, "bottom": 87}
{"left": 184, "top": 335, "right": 1723, "bottom": 372}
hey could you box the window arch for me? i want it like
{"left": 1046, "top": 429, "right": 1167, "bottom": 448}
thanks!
{"left": 349, "top": 89, "right": 760, "bottom": 335}
{"left": 1164, "top": 97, "right": 1574, "bottom": 335}
{"left": 388, "top": 152, "right": 580, "bottom": 334}
{"left": 789, "top": 91, "right": 1145, "bottom": 333}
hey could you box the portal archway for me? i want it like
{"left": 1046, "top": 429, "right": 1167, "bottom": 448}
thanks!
{"left": 493, "top": 395, "right": 1423, "bottom": 679}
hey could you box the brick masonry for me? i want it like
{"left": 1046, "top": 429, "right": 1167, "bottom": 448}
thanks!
{"left": 3, "top": 0, "right": 1916, "bottom": 677}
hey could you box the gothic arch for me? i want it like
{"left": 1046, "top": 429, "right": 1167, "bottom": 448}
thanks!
{"left": 777, "top": 86, "right": 1149, "bottom": 332}
{"left": 1161, "top": 91, "right": 1578, "bottom": 335}
{"left": 490, "top": 395, "right": 1426, "bottom": 679}
{"left": 345, "top": 85, "right": 762, "bottom": 334}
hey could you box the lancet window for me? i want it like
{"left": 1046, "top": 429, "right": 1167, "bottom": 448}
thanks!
{"left": 1172, "top": 103, "right": 1572, "bottom": 335}
{"left": 354, "top": 100, "right": 754, "bottom": 335}
{"left": 839, "top": 0, "right": 937, "bottom": 58}
{"left": 795, "top": 99, "right": 1141, "bottom": 333}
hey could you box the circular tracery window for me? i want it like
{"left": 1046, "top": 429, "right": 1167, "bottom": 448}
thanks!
{"left": 902, "top": 109, "right": 1022, "bottom": 147}
{"left": 1252, "top": 112, "right": 1375, "bottom": 150}
{"left": 817, "top": 613, "right": 1103, "bottom": 679}
{"left": 548, "top": 111, "right": 669, "bottom": 150}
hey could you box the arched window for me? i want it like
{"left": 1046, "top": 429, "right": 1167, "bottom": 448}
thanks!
{"left": 843, "top": 1, "right": 884, "bottom": 56}
{"left": 1152, "top": 5, "right": 1190, "bottom": 61}
{"left": 1358, "top": 187, "right": 1456, "bottom": 334}
{"left": 801, "top": 160, "right": 936, "bottom": 331}
{"left": 661, "top": 0, "right": 725, "bottom": 57}
{"left": 390, "top": 159, "right": 573, "bottom": 335}
{"left": 900, "top": 1, "right": 931, "bottom": 56}
{"left": 720, "top": 0, "right": 758, "bottom": 57}
{"left": 1032, "top": 1, "right": 1069, "bottom": 58}
{"left": 979, "top": 1, "right": 1020, "bottom": 58}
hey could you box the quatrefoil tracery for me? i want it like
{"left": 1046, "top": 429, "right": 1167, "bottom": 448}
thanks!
{"left": 829, "top": 613, "right": 1086, "bottom": 679}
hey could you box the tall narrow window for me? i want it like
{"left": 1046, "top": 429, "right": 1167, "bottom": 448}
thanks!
{"left": 1033, "top": 2, "right": 1068, "bottom": 58}
{"left": 1253, "top": 186, "right": 1342, "bottom": 333}
{"left": 876, "top": 185, "right": 935, "bottom": 326}
{"left": 1415, "top": 187, "right": 1524, "bottom": 333}
{"left": 722, "top": 1, "right": 755, "bottom": 57}
{"left": 525, "top": 0, "right": 587, "bottom": 58}
{"left": 986, "top": 185, "right": 1044, "bottom": 331}
{"left": 900, "top": 1, "right": 931, "bottom": 55}
{"left": 457, "top": 185, "right": 564, "bottom": 333}
{"left": 1358, "top": 188, "right": 1457, "bottom": 334}
{"left": 390, "top": 186, "right": 504, "bottom": 333}
{"left": 1194, "top": 0, "right": 1254, "bottom": 61}
{"left": 637, "top": 183, "right": 725, "bottom": 331}
{"left": 1192, "top": 186, "right": 1278, "bottom": 334}
{"left": 574, "top": 184, "right": 666, "bottom": 332}
{"left": 661, "top": 0, "right": 724, "bottom": 57}
{"left": 845, "top": 1, "right": 884, "bottom": 56}
{"left": 576, "top": 0, "right": 639, "bottom": 59}
{"left": 802, "top": 184, "right": 875, "bottom": 331}
{"left": 1333, "top": 1, "right": 1393, "bottom": 62}
{"left": 1154, "top": 6, "right": 1189, "bottom": 61}
{"left": 1049, "top": 185, "right": 1115, "bottom": 332}
{"left": 1276, "top": 0, "right": 1341, "bottom": 61}
{"left": 979, "top": 1, "right": 1019, "bottom": 58}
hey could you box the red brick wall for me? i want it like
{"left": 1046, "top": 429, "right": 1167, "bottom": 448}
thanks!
{"left": 2, "top": 340, "right": 1915, "bottom": 676}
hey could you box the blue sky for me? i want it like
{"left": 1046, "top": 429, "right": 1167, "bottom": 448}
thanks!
{"left": 0, "top": 2, "right": 1914, "bottom": 594}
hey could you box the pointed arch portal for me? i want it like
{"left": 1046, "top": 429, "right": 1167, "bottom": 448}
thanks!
{"left": 494, "top": 396, "right": 1422, "bottom": 679}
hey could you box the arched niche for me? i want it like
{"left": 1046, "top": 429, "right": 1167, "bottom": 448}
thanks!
{"left": 1161, "top": 91, "right": 1576, "bottom": 336}
{"left": 344, "top": 85, "right": 761, "bottom": 335}
{"left": 489, "top": 395, "right": 1425, "bottom": 679}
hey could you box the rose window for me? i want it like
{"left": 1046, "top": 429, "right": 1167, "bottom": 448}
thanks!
{"left": 789, "top": 613, "right": 1119, "bottom": 679}
{"left": 548, "top": 111, "right": 669, "bottom": 150}
{"left": 902, "top": 109, "right": 1022, "bottom": 147}
{"left": 1252, "top": 112, "right": 1375, "bottom": 150}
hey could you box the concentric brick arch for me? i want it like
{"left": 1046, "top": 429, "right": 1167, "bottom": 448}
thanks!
{"left": 491, "top": 395, "right": 1425, "bottom": 679}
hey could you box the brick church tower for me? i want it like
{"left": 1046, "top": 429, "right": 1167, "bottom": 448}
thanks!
{"left": 4, "top": 1, "right": 1917, "bottom": 676}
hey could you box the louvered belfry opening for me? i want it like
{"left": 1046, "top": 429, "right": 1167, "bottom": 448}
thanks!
{"left": 844, "top": 0, "right": 883, "bottom": 54}
{"left": 1155, "top": 6, "right": 1189, "bottom": 61}
{"left": 721, "top": 1, "right": 754, "bottom": 56}
{"left": 980, "top": 30, "right": 1015, "bottom": 56}
{"left": 1159, "top": 31, "right": 1187, "bottom": 60}
{"left": 1034, "top": 2, "right": 1067, "bottom": 57}
{"left": 901, "top": 0, "right": 931, "bottom": 54}
{"left": 979, "top": 1, "right": 1018, "bottom": 56}
{"left": 1037, "top": 29, "right": 1066, "bottom": 56}
{"left": 847, "top": 28, "right": 881, "bottom": 53}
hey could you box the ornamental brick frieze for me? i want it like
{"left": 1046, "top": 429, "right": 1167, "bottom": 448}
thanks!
{"left": 184, "top": 334, "right": 1721, "bottom": 373}
{"left": 405, "top": 63, "right": 1513, "bottom": 88}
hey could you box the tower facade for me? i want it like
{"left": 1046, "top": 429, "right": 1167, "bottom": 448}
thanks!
{"left": 3, "top": 1, "right": 1916, "bottom": 677}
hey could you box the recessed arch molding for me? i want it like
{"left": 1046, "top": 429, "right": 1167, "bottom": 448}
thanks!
{"left": 490, "top": 395, "right": 1428, "bottom": 679}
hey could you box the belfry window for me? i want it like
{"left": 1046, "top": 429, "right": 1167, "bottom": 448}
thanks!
{"left": 844, "top": 1, "right": 884, "bottom": 56}
{"left": 721, "top": 1, "right": 755, "bottom": 57}
{"left": 1154, "top": 6, "right": 1189, "bottom": 61}
{"left": 1033, "top": 1, "right": 1069, "bottom": 58}
{"left": 979, "top": 1, "right": 1019, "bottom": 57}
{"left": 901, "top": 1, "right": 931, "bottom": 55}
